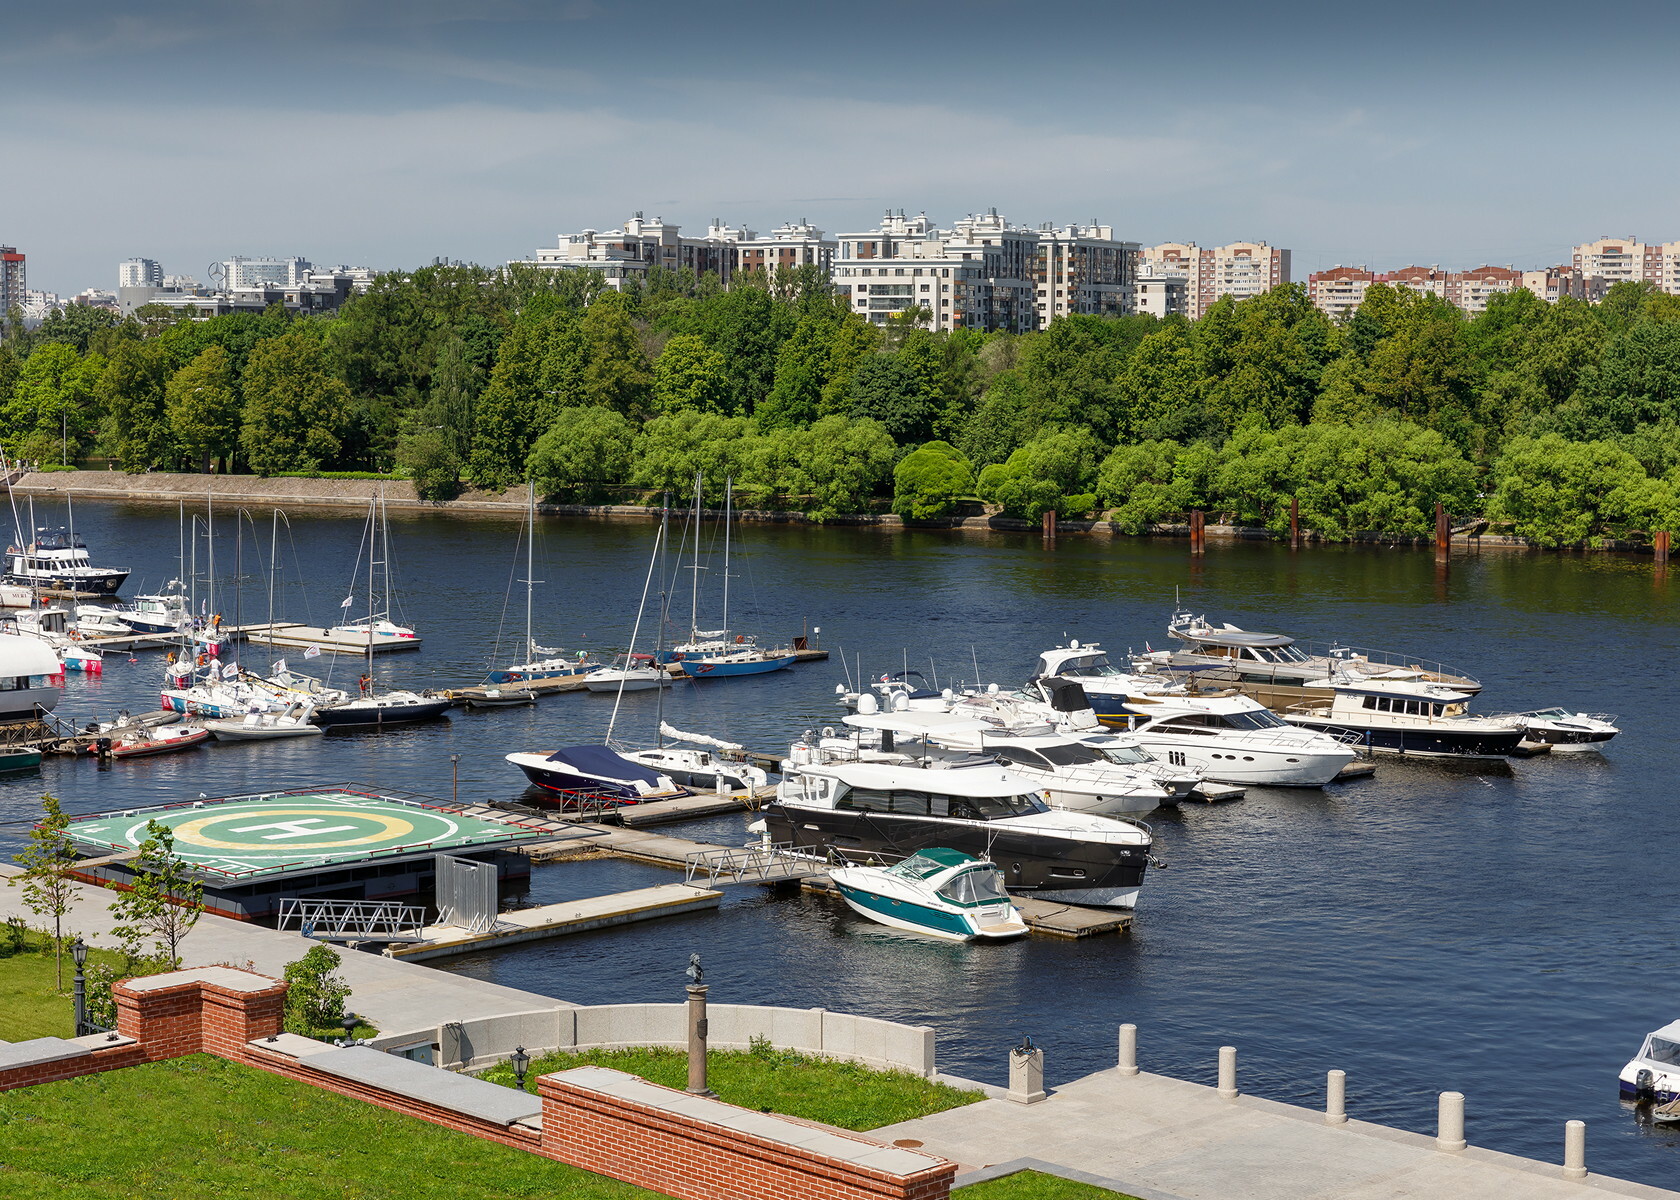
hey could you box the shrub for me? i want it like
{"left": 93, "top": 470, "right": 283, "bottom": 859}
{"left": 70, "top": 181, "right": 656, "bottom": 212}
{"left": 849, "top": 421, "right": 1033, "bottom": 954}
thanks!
{"left": 892, "top": 440, "right": 974, "bottom": 520}
{"left": 282, "top": 944, "right": 351, "bottom": 1035}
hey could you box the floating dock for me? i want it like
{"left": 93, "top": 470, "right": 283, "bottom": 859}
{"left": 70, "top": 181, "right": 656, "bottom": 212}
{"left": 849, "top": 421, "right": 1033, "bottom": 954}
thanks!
{"left": 386, "top": 883, "right": 724, "bottom": 960}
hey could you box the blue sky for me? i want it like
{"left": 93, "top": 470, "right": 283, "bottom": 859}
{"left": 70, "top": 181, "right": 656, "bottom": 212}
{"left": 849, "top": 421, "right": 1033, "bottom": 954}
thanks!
{"left": 6, "top": 0, "right": 1679, "bottom": 295}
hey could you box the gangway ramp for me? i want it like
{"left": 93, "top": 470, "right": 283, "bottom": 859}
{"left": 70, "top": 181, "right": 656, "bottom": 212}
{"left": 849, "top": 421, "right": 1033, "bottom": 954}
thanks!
{"left": 683, "top": 843, "right": 816, "bottom": 887}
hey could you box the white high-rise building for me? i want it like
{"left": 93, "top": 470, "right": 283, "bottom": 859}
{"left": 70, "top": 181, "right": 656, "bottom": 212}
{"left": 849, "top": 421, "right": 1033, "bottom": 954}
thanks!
{"left": 118, "top": 258, "right": 163, "bottom": 288}
{"left": 218, "top": 256, "right": 311, "bottom": 289}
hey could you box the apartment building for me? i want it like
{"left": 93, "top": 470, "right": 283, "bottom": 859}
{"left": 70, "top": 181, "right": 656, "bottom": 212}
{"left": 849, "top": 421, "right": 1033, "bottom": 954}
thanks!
{"left": 1139, "top": 241, "right": 1290, "bottom": 319}
{"left": 1135, "top": 275, "right": 1188, "bottom": 318}
{"left": 1572, "top": 237, "right": 1662, "bottom": 287}
{"left": 1, "top": 246, "right": 25, "bottom": 317}
{"left": 732, "top": 219, "right": 835, "bottom": 278}
{"left": 1307, "top": 267, "right": 1376, "bottom": 317}
{"left": 832, "top": 209, "right": 1039, "bottom": 333}
{"left": 118, "top": 258, "right": 163, "bottom": 289}
{"left": 1032, "top": 222, "right": 1139, "bottom": 322}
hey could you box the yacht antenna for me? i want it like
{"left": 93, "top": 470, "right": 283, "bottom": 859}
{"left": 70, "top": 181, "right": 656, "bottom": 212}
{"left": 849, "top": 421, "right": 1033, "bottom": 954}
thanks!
{"left": 929, "top": 657, "right": 939, "bottom": 691}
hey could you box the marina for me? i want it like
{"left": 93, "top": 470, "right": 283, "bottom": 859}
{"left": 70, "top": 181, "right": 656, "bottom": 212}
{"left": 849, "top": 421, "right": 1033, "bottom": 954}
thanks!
{"left": 0, "top": 499, "right": 1672, "bottom": 1190}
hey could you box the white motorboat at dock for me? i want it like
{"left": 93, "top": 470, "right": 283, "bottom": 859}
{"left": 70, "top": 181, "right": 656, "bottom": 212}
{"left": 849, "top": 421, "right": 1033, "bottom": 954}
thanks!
{"left": 829, "top": 848, "right": 1029, "bottom": 941}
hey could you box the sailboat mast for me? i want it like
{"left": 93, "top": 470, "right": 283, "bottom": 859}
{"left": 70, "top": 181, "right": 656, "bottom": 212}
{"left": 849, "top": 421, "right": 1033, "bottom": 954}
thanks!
{"left": 267, "top": 510, "right": 278, "bottom": 631}
{"left": 206, "top": 490, "right": 215, "bottom": 622}
{"left": 654, "top": 495, "right": 669, "bottom": 748}
{"left": 525, "top": 481, "right": 535, "bottom": 658}
{"left": 606, "top": 518, "right": 663, "bottom": 744}
{"left": 721, "top": 477, "right": 732, "bottom": 635}
{"left": 688, "top": 470, "right": 702, "bottom": 641}
{"left": 365, "top": 494, "right": 377, "bottom": 687}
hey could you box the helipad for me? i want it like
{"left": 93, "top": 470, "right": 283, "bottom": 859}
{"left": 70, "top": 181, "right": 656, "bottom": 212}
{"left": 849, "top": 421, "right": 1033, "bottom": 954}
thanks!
{"left": 66, "top": 788, "right": 543, "bottom": 882}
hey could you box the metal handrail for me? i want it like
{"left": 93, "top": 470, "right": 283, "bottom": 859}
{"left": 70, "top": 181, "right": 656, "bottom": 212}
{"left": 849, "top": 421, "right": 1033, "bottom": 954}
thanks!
{"left": 683, "top": 842, "right": 808, "bottom": 886}
{"left": 277, "top": 897, "right": 428, "bottom": 941}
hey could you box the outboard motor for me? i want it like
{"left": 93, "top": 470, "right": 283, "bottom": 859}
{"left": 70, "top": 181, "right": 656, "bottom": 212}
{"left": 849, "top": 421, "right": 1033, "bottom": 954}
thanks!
{"left": 1637, "top": 1068, "right": 1657, "bottom": 1103}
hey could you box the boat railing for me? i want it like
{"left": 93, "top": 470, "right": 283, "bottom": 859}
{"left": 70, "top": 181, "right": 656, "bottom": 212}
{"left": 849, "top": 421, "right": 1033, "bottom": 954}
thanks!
{"left": 1300, "top": 640, "right": 1479, "bottom": 686}
{"left": 1132, "top": 719, "right": 1363, "bottom": 750}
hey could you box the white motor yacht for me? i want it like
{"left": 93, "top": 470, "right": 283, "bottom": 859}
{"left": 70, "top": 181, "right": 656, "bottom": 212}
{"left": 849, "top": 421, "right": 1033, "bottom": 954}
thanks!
{"left": 836, "top": 710, "right": 1175, "bottom": 816}
{"left": 123, "top": 581, "right": 191, "bottom": 635}
{"left": 0, "top": 633, "right": 62, "bottom": 720}
{"left": 1282, "top": 677, "right": 1527, "bottom": 759}
{"left": 1519, "top": 708, "right": 1619, "bottom": 752}
{"left": 1102, "top": 692, "right": 1360, "bottom": 787}
{"left": 585, "top": 662, "right": 671, "bottom": 692}
{"left": 829, "top": 848, "right": 1029, "bottom": 941}
{"left": 769, "top": 745, "right": 1156, "bottom": 908}
{"left": 4, "top": 527, "right": 129, "bottom": 595}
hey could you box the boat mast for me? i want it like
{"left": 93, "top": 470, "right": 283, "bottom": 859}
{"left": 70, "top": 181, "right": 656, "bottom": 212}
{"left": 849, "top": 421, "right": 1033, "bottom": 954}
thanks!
{"left": 721, "top": 477, "right": 732, "bottom": 636}
{"left": 365, "top": 493, "right": 377, "bottom": 693}
{"left": 654, "top": 494, "right": 670, "bottom": 748}
{"left": 266, "top": 509, "right": 278, "bottom": 632}
{"left": 688, "top": 470, "right": 702, "bottom": 642}
{"left": 606, "top": 517, "right": 663, "bottom": 745}
{"left": 525, "top": 480, "right": 535, "bottom": 658}
{"left": 205, "top": 489, "right": 215, "bottom": 624}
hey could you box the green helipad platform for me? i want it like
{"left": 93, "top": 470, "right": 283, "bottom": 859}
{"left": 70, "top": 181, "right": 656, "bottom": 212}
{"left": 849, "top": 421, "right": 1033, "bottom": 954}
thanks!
{"left": 66, "top": 789, "right": 542, "bottom": 881}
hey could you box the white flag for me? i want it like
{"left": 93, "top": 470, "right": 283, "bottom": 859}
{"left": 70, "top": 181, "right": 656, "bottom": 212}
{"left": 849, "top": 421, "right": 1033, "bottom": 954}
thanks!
{"left": 272, "top": 659, "right": 288, "bottom": 675}
{"left": 221, "top": 661, "right": 239, "bottom": 679}
{"left": 304, "top": 645, "right": 322, "bottom": 660}
{"left": 341, "top": 594, "right": 355, "bottom": 609}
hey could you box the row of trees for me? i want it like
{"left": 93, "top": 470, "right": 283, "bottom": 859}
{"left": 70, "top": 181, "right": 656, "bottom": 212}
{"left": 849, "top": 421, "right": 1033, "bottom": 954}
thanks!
{"left": 7, "top": 264, "right": 1680, "bottom": 544}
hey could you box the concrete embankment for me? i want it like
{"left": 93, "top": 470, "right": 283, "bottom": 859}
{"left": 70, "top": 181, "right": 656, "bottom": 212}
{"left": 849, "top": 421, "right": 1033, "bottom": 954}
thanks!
{"left": 6, "top": 469, "right": 1570, "bottom": 548}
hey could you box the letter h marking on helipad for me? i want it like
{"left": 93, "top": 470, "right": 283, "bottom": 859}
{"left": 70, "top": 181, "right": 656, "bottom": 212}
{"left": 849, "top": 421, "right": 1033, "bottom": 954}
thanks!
{"left": 227, "top": 818, "right": 359, "bottom": 841}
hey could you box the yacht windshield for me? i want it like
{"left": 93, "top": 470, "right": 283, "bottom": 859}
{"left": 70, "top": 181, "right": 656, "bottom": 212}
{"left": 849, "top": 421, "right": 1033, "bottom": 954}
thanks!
{"left": 1059, "top": 655, "right": 1123, "bottom": 678}
{"left": 1032, "top": 743, "right": 1105, "bottom": 766}
{"left": 949, "top": 793, "right": 1050, "bottom": 820}
{"left": 1096, "top": 744, "right": 1151, "bottom": 765}
{"left": 1647, "top": 1038, "right": 1680, "bottom": 1065}
{"left": 937, "top": 868, "right": 1010, "bottom": 906}
{"left": 1220, "top": 709, "right": 1287, "bottom": 730}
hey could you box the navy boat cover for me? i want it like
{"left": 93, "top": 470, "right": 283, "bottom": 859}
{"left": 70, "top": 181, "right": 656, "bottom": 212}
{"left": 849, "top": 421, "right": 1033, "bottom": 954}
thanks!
{"left": 544, "top": 744, "right": 664, "bottom": 784}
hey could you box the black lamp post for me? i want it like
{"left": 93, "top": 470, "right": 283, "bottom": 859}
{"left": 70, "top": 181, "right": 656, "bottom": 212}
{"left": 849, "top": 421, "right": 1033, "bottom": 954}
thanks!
{"left": 71, "top": 938, "right": 88, "bottom": 1037}
{"left": 510, "top": 1045, "right": 530, "bottom": 1090}
{"left": 341, "top": 1012, "right": 359, "bottom": 1044}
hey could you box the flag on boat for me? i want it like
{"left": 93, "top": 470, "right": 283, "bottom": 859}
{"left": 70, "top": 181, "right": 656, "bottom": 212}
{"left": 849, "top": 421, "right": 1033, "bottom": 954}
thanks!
{"left": 272, "top": 658, "right": 287, "bottom": 675}
{"left": 304, "top": 645, "right": 322, "bottom": 659}
{"left": 220, "top": 660, "right": 238, "bottom": 678}
{"left": 340, "top": 594, "right": 355, "bottom": 608}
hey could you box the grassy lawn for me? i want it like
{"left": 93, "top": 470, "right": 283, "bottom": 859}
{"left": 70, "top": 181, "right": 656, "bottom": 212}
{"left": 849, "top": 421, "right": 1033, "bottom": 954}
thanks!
{"left": 0, "top": 1054, "right": 666, "bottom": 1200}
{"left": 955, "top": 1170, "right": 1140, "bottom": 1200}
{"left": 0, "top": 936, "right": 128, "bottom": 1042}
{"left": 480, "top": 1043, "right": 983, "bottom": 1131}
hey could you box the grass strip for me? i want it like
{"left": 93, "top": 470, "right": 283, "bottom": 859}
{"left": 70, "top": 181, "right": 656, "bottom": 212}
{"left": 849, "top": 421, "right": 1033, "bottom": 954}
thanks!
{"left": 955, "top": 1169, "right": 1142, "bottom": 1199}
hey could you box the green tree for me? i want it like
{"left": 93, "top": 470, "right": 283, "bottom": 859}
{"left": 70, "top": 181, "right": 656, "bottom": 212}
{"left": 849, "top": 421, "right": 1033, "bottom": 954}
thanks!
{"left": 892, "top": 440, "right": 975, "bottom": 520}
{"left": 977, "top": 429, "right": 1104, "bottom": 521}
{"left": 1096, "top": 440, "right": 1192, "bottom": 532}
{"left": 395, "top": 429, "right": 460, "bottom": 500}
{"left": 166, "top": 345, "right": 242, "bottom": 472}
{"left": 10, "top": 793, "right": 78, "bottom": 990}
{"left": 239, "top": 330, "right": 353, "bottom": 475}
{"left": 848, "top": 354, "right": 938, "bottom": 444}
{"left": 5, "top": 343, "right": 104, "bottom": 463}
{"left": 96, "top": 340, "right": 172, "bottom": 471}
{"left": 580, "top": 293, "right": 652, "bottom": 414}
{"left": 282, "top": 944, "right": 352, "bottom": 1035}
{"left": 1119, "top": 321, "right": 1207, "bottom": 441}
{"left": 1488, "top": 433, "right": 1665, "bottom": 546}
{"left": 109, "top": 821, "right": 203, "bottom": 971}
{"left": 630, "top": 410, "right": 760, "bottom": 499}
{"left": 652, "top": 333, "right": 729, "bottom": 414}
{"left": 527, "top": 406, "right": 635, "bottom": 500}
{"left": 781, "top": 416, "right": 897, "bottom": 521}
{"left": 468, "top": 302, "right": 583, "bottom": 489}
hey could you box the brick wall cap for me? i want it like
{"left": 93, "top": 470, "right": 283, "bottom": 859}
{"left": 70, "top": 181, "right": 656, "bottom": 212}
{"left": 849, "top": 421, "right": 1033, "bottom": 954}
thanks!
{"left": 118, "top": 966, "right": 281, "bottom": 994}
{"left": 546, "top": 1066, "right": 947, "bottom": 1174}
{"left": 0, "top": 1037, "right": 93, "bottom": 1069}
{"left": 70, "top": 1032, "right": 138, "bottom": 1051}
{"left": 308, "top": 1046, "right": 542, "bottom": 1126}
{"left": 250, "top": 1032, "right": 340, "bottom": 1059}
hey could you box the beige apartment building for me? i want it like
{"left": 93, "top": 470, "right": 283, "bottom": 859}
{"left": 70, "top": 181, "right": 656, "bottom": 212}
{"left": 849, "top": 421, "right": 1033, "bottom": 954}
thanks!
{"left": 515, "top": 213, "right": 835, "bottom": 291}
{"left": 832, "top": 209, "right": 1040, "bottom": 333}
{"left": 1307, "top": 266, "right": 1375, "bottom": 317}
{"left": 1139, "top": 241, "right": 1291, "bottom": 318}
{"left": 1135, "top": 275, "right": 1188, "bottom": 318}
{"left": 1031, "top": 222, "right": 1139, "bottom": 322}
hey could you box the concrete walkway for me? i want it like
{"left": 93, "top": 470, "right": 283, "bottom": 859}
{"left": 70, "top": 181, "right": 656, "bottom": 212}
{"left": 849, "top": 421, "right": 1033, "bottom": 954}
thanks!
{"left": 0, "top": 865, "right": 565, "bottom": 1032}
{"left": 874, "top": 1066, "right": 1678, "bottom": 1200}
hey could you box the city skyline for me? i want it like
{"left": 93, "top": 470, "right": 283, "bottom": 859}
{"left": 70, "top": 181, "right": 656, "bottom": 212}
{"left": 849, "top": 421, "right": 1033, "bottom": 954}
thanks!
{"left": 7, "top": 0, "right": 1680, "bottom": 294}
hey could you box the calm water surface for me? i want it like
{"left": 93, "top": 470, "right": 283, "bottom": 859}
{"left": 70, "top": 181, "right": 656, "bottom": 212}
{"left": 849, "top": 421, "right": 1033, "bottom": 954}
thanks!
{"left": 4, "top": 499, "right": 1678, "bottom": 1184}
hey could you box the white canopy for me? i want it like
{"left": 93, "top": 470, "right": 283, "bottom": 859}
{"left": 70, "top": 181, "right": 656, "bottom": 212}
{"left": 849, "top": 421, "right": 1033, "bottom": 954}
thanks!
{"left": 843, "top": 711, "right": 990, "bottom": 737}
{"left": 0, "top": 633, "right": 62, "bottom": 677}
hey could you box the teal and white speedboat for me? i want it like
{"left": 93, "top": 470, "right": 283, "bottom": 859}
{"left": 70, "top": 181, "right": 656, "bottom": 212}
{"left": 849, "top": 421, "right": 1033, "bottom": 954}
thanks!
{"left": 829, "top": 849, "right": 1029, "bottom": 942}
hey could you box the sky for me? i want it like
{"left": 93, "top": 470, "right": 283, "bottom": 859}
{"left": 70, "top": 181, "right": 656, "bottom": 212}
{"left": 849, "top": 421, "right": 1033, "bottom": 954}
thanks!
{"left": 7, "top": 0, "right": 1680, "bottom": 295}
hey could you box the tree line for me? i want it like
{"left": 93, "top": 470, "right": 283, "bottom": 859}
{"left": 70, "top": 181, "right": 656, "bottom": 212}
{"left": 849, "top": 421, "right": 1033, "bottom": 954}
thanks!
{"left": 5, "top": 263, "right": 1680, "bottom": 546}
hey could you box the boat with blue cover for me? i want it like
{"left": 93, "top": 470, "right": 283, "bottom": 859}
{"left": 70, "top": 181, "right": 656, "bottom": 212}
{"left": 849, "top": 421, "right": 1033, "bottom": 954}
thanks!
{"left": 829, "top": 848, "right": 1028, "bottom": 942}
{"left": 506, "top": 744, "right": 688, "bottom": 803}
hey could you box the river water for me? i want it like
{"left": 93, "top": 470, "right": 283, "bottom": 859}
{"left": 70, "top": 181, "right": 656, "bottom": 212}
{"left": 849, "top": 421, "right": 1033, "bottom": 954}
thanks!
{"left": 3, "top": 499, "right": 1677, "bottom": 1185}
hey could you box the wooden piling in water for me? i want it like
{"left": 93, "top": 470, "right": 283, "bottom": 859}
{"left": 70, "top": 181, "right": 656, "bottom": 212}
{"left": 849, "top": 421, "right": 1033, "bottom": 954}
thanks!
{"left": 1289, "top": 496, "right": 1301, "bottom": 548}
{"left": 1656, "top": 529, "right": 1670, "bottom": 566}
{"left": 1042, "top": 509, "right": 1057, "bottom": 544}
{"left": 1434, "top": 501, "right": 1449, "bottom": 555}
{"left": 1189, "top": 509, "right": 1205, "bottom": 555}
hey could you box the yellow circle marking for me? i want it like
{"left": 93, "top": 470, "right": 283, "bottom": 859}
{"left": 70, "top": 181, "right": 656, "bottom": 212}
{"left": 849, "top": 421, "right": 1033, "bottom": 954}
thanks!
{"left": 167, "top": 808, "right": 418, "bottom": 851}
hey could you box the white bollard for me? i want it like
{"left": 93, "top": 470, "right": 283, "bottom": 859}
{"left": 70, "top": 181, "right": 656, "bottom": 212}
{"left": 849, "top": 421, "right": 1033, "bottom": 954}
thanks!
{"left": 1437, "top": 1091, "right": 1466, "bottom": 1151}
{"left": 1217, "top": 1046, "right": 1238, "bottom": 1100}
{"left": 1325, "top": 1069, "right": 1347, "bottom": 1125}
{"left": 1563, "top": 1120, "right": 1587, "bottom": 1180}
{"left": 1117, "top": 1024, "right": 1139, "bottom": 1076}
{"left": 1008, "top": 1043, "right": 1046, "bottom": 1105}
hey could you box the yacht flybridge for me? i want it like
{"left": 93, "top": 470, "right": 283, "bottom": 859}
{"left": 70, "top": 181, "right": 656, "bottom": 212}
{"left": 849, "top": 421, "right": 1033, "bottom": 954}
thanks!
{"left": 1135, "top": 610, "right": 1482, "bottom": 709}
{"left": 0, "top": 632, "right": 62, "bottom": 721}
{"left": 769, "top": 733, "right": 1157, "bottom": 908}
{"left": 1027, "top": 640, "right": 1189, "bottom": 725}
{"left": 1103, "top": 691, "right": 1361, "bottom": 787}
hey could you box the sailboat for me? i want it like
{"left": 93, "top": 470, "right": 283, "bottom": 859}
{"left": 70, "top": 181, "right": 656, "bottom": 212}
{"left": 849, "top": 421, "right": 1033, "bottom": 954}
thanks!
{"left": 327, "top": 493, "right": 420, "bottom": 648}
{"left": 486, "top": 484, "right": 595, "bottom": 684}
{"left": 314, "top": 490, "right": 450, "bottom": 728}
{"left": 670, "top": 476, "right": 795, "bottom": 680}
{"left": 505, "top": 515, "right": 684, "bottom": 803}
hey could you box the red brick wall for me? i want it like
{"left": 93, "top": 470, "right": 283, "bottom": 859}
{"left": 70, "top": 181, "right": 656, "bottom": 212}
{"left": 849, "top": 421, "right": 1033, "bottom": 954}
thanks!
{"left": 537, "top": 1072, "right": 956, "bottom": 1200}
{"left": 111, "top": 976, "right": 286, "bottom": 1065}
{"left": 0, "top": 1043, "right": 146, "bottom": 1092}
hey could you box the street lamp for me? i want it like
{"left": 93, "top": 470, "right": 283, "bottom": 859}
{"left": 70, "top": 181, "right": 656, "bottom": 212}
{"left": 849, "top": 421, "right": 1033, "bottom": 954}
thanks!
{"left": 71, "top": 938, "right": 88, "bottom": 1036}
{"left": 510, "top": 1045, "right": 530, "bottom": 1090}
